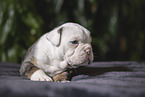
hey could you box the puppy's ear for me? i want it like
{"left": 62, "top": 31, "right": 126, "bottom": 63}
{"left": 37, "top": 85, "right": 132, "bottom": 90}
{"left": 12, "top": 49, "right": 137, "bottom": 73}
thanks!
{"left": 46, "top": 27, "right": 63, "bottom": 46}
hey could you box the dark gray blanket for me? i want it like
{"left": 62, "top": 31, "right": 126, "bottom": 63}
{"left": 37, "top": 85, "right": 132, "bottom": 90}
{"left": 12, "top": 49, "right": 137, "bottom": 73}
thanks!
{"left": 0, "top": 62, "right": 145, "bottom": 97}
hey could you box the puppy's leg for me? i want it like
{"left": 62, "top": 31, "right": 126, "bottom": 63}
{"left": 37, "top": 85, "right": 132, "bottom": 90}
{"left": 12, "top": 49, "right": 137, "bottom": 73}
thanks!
{"left": 20, "top": 57, "right": 53, "bottom": 81}
{"left": 30, "top": 58, "right": 53, "bottom": 81}
{"left": 53, "top": 71, "right": 70, "bottom": 82}
{"left": 30, "top": 69, "right": 53, "bottom": 81}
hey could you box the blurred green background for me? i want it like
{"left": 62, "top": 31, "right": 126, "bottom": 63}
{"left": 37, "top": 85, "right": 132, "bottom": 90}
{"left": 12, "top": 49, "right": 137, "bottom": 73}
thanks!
{"left": 0, "top": 0, "right": 145, "bottom": 63}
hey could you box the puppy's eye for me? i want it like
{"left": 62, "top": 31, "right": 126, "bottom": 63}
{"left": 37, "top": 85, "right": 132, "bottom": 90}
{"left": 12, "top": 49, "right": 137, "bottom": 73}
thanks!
{"left": 71, "top": 40, "right": 78, "bottom": 44}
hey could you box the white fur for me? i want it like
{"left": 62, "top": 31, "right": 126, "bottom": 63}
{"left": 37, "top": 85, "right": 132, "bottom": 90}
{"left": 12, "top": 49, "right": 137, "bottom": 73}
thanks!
{"left": 30, "top": 69, "right": 53, "bottom": 81}
{"left": 30, "top": 23, "right": 94, "bottom": 81}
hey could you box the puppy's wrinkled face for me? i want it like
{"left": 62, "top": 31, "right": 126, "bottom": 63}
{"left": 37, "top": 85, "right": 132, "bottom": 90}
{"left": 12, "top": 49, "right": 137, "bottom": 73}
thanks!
{"left": 60, "top": 25, "right": 94, "bottom": 68}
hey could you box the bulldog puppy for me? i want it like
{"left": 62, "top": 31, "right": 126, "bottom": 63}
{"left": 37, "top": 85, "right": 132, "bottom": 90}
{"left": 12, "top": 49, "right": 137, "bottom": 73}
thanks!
{"left": 19, "top": 23, "right": 94, "bottom": 82}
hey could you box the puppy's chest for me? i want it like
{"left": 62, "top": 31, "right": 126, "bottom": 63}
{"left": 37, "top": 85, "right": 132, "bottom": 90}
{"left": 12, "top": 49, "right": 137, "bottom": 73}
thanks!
{"left": 40, "top": 60, "right": 68, "bottom": 76}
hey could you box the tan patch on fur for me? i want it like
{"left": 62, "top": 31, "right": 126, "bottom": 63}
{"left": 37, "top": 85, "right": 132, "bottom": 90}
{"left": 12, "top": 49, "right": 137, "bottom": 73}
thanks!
{"left": 31, "top": 57, "right": 38, "bottom": 66}
{"left": 53, "top": 72, "right": 69, "bottom": 82}
{"left": 25, "top": 57, "right": 40, "bottom": 79}
{"left": 26, "top": 66, "right": 40, "bottom": 79}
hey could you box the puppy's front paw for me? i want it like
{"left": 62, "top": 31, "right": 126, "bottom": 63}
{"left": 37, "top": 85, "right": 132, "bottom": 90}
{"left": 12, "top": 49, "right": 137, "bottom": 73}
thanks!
{"left": 30, "top": 69, "right": 53, "bottom": 81}
{"left": 53, "top": 71, "right": 70, "bottom": 82}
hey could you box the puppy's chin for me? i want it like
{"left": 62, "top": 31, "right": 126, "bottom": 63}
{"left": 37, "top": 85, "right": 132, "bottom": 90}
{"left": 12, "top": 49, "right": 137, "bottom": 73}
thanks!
{"left": 68, "top": 60, "right": 90, "bottom": 68}
{"left": 67, "top": 56, "right": 90, "bottom": 67}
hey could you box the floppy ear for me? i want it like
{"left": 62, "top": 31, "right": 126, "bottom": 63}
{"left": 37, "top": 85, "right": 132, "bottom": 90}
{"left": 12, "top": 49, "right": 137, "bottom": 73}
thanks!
{"left": 46, "top": 27, "right": 63, "bottom": 46}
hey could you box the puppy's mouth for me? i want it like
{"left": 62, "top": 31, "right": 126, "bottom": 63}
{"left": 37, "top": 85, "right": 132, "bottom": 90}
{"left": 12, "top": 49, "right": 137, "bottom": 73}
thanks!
{"left": 67, "top": 59, "right": 90, "bottom": 69}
